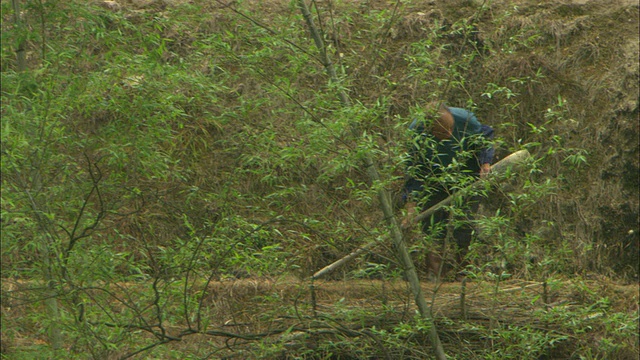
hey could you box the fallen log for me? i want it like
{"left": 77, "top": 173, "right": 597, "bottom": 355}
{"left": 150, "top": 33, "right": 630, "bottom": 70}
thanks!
{"left": 312, "top": 149, "right": 531, "bottom": 280}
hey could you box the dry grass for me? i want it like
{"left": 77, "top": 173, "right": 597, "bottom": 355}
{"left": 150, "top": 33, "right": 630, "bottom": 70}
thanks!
{"left": 2, "top": 275, "right": 637, "bottom": 357}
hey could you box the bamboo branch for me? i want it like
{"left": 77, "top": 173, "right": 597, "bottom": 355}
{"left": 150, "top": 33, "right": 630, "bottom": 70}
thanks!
{"left": 312, "top": 239, "right": 380, "bottom": 280}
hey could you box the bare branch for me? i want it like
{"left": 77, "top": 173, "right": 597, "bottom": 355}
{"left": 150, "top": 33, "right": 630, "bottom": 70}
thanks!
{"left": 214, "top": 0, "right": 320, "bottom": 63}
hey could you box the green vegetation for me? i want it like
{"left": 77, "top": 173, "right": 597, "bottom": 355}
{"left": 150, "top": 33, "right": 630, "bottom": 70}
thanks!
{"left": 1, "top": 0, "right": 637, "bottom": 358}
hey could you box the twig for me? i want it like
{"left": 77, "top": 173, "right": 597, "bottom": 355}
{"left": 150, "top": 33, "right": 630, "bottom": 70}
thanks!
{"left": 460, "top": 277, "right": 468, "bottom": 320}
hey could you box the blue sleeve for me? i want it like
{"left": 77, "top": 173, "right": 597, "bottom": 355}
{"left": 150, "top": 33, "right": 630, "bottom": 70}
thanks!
{"left": 403, "top": 118, "right": 427, "bottom": 201}
{"left": 402, "top": 177, "right": 423, "bottom": 203}
{"left": 449, "top": 107, "right": 481, "bottom": 134}
{"left": 478, "top": 124, "right": 495, "bottom": 165}
{"left": 409, "top": 118, "right": 426, "bottom": 132}
{"left": 449, "top": 107, "right": 494, "bottom": 164}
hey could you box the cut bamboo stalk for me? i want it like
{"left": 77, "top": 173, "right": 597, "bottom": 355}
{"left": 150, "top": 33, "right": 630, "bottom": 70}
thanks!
{"left": 312, "top": 149, "right": 530, "bottom": 280}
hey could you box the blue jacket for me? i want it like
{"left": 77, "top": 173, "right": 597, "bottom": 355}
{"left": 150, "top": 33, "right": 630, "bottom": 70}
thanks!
{"left": 404, "top": 107, "right": 495, "bottom": 198}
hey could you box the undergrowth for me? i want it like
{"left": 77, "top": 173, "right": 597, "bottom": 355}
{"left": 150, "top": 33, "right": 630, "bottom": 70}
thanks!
{"left": 1, "top": 0, "right": 637, "bottom": 358}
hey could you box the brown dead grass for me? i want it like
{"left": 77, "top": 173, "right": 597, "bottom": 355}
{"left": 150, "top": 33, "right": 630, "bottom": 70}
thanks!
{"left": 3, "top": 275, "right": 637, "bottom": 357}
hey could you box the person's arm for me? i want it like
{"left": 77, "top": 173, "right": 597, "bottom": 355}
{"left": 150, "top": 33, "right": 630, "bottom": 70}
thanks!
{"left": 402, "top": 118, "right": 429, "bottom": 226}
{"left": 401, "top": 165, "right": 422, "bottom": 228}
{"left": 401, "top": 201, "right": 418, "bottom": 228}
{"left": 478, "top": 124, "right": 495, "bottom": 177}
{"left": 480, "top": 163, "right": 491, "bottom": 177}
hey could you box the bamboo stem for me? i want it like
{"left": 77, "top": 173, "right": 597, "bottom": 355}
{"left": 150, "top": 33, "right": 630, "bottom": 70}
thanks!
{"left": 460, "top": 278, "right": 468, "bottom": 320}
{"left": 297, "top": 1, "right": 446, "bottom": 358}
{"left": 11, "top": 0, "right": 26, "bottom": 71}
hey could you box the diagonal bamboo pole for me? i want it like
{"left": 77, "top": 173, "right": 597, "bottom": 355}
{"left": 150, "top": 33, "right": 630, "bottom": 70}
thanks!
{"left": 296, "top": 1, "right": 447, "bottom": 359}
{"left": 312, "top": 149, "right": 531, "bottom": 280}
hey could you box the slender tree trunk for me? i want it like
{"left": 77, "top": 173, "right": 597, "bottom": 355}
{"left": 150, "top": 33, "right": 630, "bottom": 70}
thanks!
{"left": 11, "top": 0, "right": 27, "bottom": 71}
{"left": 296, "top": 1, "right": 447, "bottom": 359}
{"left": 44, "top": 279, "right": 63, "bottom": 350}
{"left": 25, "top": 191, "right": 63, "bottom": 350}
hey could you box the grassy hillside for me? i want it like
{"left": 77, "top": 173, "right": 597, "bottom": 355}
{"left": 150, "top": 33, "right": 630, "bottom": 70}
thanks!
{"left": 1, "top": 0, "right": 638, "bottom": 358}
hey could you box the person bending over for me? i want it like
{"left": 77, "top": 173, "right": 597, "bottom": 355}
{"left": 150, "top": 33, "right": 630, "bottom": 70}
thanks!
{"left": 401, "top": 102, "right": 495, "bottom": 280}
